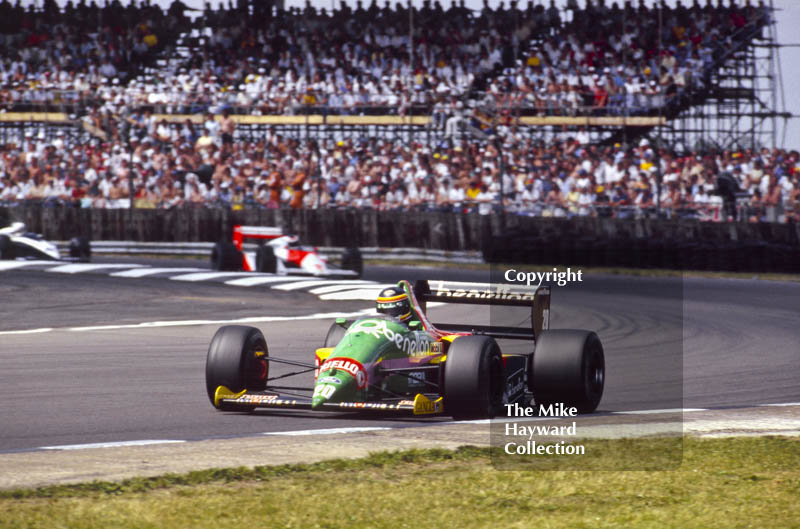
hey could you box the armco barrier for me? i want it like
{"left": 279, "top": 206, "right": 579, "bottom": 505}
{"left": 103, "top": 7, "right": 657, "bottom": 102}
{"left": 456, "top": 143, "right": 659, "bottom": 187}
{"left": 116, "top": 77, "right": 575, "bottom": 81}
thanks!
{"left": 54, "top": 241, "right": 483, "bottom": 265}
{"left": 5, "top": 206, "right": 799, "bottom": 273}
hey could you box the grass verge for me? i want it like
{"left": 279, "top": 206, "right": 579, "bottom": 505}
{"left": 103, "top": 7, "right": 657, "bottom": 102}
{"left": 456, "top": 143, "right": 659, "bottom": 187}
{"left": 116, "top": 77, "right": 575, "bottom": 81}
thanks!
{"left": 1, "top": 437, "right": 798, "bottom": 528}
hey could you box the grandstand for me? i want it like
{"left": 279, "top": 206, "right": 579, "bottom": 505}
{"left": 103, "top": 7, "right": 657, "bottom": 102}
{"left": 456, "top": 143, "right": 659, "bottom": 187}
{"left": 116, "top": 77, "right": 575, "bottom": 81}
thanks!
{"left": 0, "top": 0, "right": 796, "bottom": 224}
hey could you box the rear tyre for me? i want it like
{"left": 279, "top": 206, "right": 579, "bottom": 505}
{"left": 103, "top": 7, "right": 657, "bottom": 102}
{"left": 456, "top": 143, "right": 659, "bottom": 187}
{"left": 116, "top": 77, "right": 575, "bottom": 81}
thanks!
{"left": 0, "top": 235, "right": 11, "bottom": 260}
{"left": 531, "top": 330, "right": 604, "bottom": 414}
{"left": 206, "top": 325, "right": 269, "bottom": 412}
{"left": 68, "top": 236, "right": 91, "bottom": 262}
{"left": 256, "top": 244, "right": 277, "bottom": 273}
{"left": 211, "top": 241, "right": 242, "bottom": 271}
{"left": 444, "top": 335, "right": 504, "bottom": 419}
{"left": 340, "top": 247, "right": 363, "bottom": 278}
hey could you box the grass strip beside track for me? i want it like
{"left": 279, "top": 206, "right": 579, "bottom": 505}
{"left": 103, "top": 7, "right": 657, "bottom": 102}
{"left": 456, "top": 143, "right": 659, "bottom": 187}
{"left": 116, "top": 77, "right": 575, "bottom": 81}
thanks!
{"left": 2, "top": 437, "right": 798, "bottom": 528}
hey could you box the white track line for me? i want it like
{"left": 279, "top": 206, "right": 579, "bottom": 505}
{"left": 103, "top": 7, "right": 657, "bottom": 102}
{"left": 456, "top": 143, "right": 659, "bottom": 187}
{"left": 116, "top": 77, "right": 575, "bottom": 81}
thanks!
{"left": 319, "top": 287, "right": 390, "bottom": 301}
{"left": 0, "top": 327, "right": 54, "bottom": 336}
{"left": 761, "top": 402, "right": 800, "bottom": 407}
{"left": 225, "top": 276, "right": 312, "bottom": 287}
{"left": 1, "top": 310, "right": 372, "bottom": 335}
{"left": 263, "top": 427, "right": 391, "bottom": 436}
{"left": 273, "top": 279, "right": 375, "bottom": 291}
{"left": 310, "top": 283, "right": 383, "bottom": 295}
{"left": 110, "top": 267, "right": 205, "bottom": 278}
{"left": 46, "top": 263, "right": 145, "bottom": 274}
{"left": 614, "top": 408, "right": 708, "bottom": 415}
{"left": 0, "top": 260, "right": 56, "bottom": 271}
{"left": 169, "top": 272, "right": 254, "bottom": 282}
{"left": 40, "top": 440, "right": 186, "bottom": 451}
{"left": 63, "top": 309, "right": 374, "bottom": 332}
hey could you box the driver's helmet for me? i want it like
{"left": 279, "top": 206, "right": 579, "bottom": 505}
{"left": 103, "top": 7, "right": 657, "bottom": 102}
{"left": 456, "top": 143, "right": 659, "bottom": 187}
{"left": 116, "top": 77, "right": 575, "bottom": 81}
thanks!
{"left": 376, "top": 286, "right": 412, "bottom": 322}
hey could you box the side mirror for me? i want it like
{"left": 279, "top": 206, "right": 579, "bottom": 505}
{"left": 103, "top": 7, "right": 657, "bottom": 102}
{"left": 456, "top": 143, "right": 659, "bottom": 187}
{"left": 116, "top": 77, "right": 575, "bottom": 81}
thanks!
{"left": 409, "top": 321, "right": 421, "bottom": 330}
{"left": 335, "top": 317, "right": 347, "bottom": 327}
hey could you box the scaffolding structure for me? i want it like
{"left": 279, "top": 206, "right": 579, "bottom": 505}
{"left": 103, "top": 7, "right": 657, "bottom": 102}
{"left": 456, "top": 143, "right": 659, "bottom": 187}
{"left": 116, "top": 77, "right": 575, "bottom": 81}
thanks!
{"left": 653, "top": 1, "right": 790, "bottom": 153}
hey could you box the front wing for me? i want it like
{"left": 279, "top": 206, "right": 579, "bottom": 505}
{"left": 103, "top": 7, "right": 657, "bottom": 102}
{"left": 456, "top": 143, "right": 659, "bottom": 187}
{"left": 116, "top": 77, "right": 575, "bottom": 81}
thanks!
{"left": 214, "top": 386, "right": 445, "bottom": 416}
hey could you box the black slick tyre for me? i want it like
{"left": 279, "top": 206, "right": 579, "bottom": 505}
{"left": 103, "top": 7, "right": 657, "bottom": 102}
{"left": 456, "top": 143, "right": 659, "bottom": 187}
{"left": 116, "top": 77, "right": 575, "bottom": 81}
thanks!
{"left": 211, "top": 241, "right": 242, "bottom": 271}
{"left": 340, "top": 247, "right": 363, "bottom": 278}
{"left": 68, "top": 236, "right": 91, "bottom": 262}
{"left": 444, "top": 335, "right": 504, "bottom": 419}
{"left": 256, "top": 244, "right": 277, "bottom": 273}
{"left": 531, "top": 330, "right": 605, "bottom": 414}
{"left": 206, "top": 325, "right": 269, "bottom": 411}
{"left": 0, "top": 235, "right": 11, "bottom": 260}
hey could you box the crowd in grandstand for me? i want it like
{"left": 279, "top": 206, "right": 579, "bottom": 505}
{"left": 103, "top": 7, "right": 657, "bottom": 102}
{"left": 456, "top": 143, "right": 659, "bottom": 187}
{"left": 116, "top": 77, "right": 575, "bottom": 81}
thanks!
{"left": 0, "top": 0, "right": 793, "bottom": 222}
{"left": 0, "top": 0, "right": 770, "bottom": 117}
{"left": 0, "top": 122, "right": 798, "bottom": 222}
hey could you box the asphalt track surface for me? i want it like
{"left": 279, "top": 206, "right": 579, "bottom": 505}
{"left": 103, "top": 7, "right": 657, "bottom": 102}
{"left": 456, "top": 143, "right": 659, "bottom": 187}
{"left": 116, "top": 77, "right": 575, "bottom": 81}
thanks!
{"left": 0, "top": 257, "right": 799, "bottom": 454}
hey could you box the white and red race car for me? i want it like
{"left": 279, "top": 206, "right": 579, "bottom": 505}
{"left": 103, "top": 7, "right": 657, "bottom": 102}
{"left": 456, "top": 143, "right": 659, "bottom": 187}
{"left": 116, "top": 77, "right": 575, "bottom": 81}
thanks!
{"left": 211, "top": 225, "right": 362, "bottom": 278}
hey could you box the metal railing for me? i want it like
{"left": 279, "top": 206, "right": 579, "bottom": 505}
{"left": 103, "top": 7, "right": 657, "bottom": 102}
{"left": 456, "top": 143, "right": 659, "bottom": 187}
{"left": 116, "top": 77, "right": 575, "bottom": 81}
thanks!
{"left": 6, "top": 198, "right": 793, "bottom": 224}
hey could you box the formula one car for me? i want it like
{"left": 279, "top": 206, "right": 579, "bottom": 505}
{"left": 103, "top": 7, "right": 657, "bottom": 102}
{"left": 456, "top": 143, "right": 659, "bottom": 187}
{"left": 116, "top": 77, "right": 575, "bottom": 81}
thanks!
{"left": 205, "top": 279, "right": 605, "bottom": 418}
{"left": 210, "top": 225, "right": 362, "bottom": 278}
{"left": 0, "top": 220, "right": 91, "bottom": 262}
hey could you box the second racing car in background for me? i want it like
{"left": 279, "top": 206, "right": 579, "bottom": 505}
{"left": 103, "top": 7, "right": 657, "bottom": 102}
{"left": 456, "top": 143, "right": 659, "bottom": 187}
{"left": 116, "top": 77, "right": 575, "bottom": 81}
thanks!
{"left": 211, "top": 225, "right": 363, "bottom": 278}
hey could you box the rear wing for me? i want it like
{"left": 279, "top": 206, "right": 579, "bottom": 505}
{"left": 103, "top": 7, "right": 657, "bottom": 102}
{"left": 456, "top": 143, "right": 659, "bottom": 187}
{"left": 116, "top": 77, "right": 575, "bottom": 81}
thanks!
{"left": 412, "top": 280, "right": 550, "bottom": 341}
{"left": 232, "top": 225, "right": 283, "bottom": 251}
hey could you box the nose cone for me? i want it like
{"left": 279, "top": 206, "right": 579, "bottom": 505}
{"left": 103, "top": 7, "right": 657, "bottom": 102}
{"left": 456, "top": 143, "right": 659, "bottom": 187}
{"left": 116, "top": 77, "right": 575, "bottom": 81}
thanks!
{"left": 312, "top": 358, "right": 367, "bottom": 409}
{"left": 311, "top": 375, "right": 347, "bottom": 409}
{"left": 311, "top": 393, "right": 328, "bottom": 409}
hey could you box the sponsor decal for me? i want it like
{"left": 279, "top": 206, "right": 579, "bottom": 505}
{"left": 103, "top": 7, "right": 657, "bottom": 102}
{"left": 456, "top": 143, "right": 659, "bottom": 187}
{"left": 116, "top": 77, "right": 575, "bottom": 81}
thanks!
{"left": 319, "top": 357, "right": 367, "bottom": 388}
{"left": 236, "top": 394, "right": 279, "bottom": 404}
{"left": 413, "top": 394, "right": 444, "bottom": 415}
{"left": 408, "top": 371, "right": 426, "bottom": 387}
{"left": 346, "top": 319, "right": 433, "bottom": 357}
{"left": 503, "top": 368, "right": 527, "bottom": 404}
{"left": 336, "top": 402, "right": 395, "bottom": 410}
{"left": 313, "top": 384, "right": 336, "bottom": 400}
{"left": 317, "top": 376, "right": 343, "bottom": 385}
{"left": 431, "top": 281, "right": 545, "bottom": 302}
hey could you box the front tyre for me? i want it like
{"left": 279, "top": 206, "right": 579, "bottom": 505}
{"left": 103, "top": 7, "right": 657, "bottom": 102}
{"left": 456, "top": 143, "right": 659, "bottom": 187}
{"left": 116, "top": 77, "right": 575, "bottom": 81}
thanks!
{"left": 323, "top": 320, "right": 351, "bottom": 349}
{"left": 206, "top": 325, "right": 269, "bottom": 411}
{"left": 68, "top": 236, "right": 91, "bottom": 262}
{"left": 531, "top": 330, "right": 605, "bottom": 414}
{"left": 0, "top": 235, "right": 11, "bottom": 260}
{"left": 444, "top": 335, "right": 504, "bottom": 419}
{"left": 340, "top": 247, "right": 363, "bottom": 278}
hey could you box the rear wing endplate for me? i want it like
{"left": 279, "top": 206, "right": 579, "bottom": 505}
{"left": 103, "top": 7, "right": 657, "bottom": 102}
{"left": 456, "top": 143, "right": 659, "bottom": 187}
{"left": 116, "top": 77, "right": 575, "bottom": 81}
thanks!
{"left": 412, "top": 280, "right": 550, "bottom": 340}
